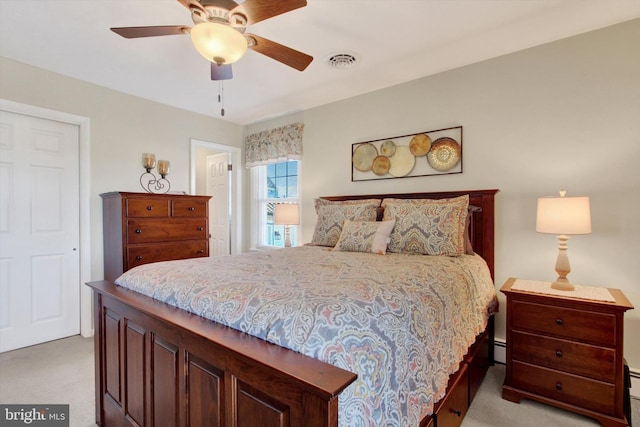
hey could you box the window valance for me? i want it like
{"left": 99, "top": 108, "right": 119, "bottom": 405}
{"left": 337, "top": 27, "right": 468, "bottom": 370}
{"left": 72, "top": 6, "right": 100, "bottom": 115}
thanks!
{"left": 245, "top": 122, "right": 304, "bottom": 168}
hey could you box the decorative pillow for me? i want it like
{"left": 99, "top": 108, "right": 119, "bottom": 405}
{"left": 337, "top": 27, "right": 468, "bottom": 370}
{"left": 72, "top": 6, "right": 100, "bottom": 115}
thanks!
{"left": 310, "top": 199, "right": 380, "bottom": 247}
{"left": 381, "top": 195, "right": 469, "bottom": 256}
{"left": 334, "top": 220, "right": 396, "bottom": 255}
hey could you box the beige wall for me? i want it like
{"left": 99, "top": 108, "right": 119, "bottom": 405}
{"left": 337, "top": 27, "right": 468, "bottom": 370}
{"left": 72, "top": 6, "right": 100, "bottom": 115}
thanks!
{"left": 2, "top": 18, "right": 639, "bottom": 369}
{"left": 0, "top": 57, "right": 243, "bottom": 281}
{"left": 249, "top": 19, "right": 640, "bottom": 368}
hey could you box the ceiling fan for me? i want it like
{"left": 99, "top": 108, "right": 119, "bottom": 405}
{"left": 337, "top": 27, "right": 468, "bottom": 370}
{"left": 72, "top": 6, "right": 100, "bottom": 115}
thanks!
{"left": 111, "top": 0, "right": 313, "bottom": 81}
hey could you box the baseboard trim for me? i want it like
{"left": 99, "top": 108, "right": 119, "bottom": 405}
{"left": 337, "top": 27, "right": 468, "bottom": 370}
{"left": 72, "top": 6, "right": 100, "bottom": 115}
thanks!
{"left": 493, "top": 338, "right": 506, "bottom": 364}
{"left": 630, "top": 368, "right": 640, "bottom": 399}
{"left": 492, "top": 339, "right": 638, "bottom": 398}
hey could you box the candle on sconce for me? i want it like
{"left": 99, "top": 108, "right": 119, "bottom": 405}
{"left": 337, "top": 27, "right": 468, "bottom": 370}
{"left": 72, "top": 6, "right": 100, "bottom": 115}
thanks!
{"left": 157, "top": 160, "right": 170, "bottom": 177}
{"left": 140, "top": 155, "right": 171, "bottom": 194}
{"left": 142, "top": 153, "right": 156, "bottom": 170}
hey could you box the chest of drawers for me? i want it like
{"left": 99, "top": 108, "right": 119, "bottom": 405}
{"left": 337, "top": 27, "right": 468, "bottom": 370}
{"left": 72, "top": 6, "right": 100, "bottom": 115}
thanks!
{"left": 501, "top": 278, "right": 633, "bottom": 427}
{"left": 101, "top": 192, "right": 211, "bottom": 281}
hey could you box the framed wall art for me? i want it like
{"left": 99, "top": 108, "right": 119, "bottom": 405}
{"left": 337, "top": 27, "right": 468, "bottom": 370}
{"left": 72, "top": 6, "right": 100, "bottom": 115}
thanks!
{"left": 351, "top": 126, "right": 462, "bottom": 182}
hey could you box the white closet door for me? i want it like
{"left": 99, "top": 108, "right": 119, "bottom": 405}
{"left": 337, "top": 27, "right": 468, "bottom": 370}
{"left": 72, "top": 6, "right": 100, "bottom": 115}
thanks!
{"left": 0, "top": 110, "right": 80, "bottom": 352}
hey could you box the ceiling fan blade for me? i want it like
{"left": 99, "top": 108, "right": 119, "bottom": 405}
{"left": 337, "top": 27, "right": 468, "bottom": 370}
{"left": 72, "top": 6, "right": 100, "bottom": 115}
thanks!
{"left": 247, "top": 34, "right": 312, "bottom": 71}
{"left": 211, "top": 63, "right": 233, "bottom": 80}
{"left": 233, "top": 0, "right": 307, "bottom": 25}
{"left": 200, "top": 0, "right": 239, "bottom": 11}
{"left": 176, "top": 0, "right": 206, "bottom": 13}
{"left": 111, "top": 26, "right": 188, "bottom": 39}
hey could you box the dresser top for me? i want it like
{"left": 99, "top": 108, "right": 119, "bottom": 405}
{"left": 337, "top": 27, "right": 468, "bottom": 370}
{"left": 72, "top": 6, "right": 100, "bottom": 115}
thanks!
{"left": 100, "top": 191, "right": 211, "bottom": 200}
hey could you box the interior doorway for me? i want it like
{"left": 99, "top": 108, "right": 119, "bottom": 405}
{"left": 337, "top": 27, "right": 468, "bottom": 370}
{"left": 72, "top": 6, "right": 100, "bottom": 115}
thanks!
{"left": 190, "top": 138, "right": 242, "bottom": 255}
{"left": 206, "top": 152, "right": 230, "bottom": 256}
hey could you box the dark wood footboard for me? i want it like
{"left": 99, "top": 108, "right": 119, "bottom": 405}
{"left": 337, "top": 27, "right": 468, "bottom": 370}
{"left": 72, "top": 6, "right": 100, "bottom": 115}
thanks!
{"left": 88, "top": 280, "right": 357, "bottom": 427}
{"left": 89, "top": 279, "right": 494, "bottom": 427}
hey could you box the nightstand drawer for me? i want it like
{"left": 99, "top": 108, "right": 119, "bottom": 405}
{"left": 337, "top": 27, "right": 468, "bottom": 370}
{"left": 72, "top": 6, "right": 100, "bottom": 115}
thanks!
{"left": 512, "top": 361, "right": 615, "bottom": 415}
{"left": 511, "top": 300, "right": 615, "bottom": 346}
{"left": 511, "top": 331, "right": 615, "bottom": 382}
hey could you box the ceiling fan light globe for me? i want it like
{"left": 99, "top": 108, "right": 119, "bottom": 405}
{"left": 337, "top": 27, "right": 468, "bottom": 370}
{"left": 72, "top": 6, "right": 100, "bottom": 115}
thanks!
{"left": 190, "top": 22, "right": 247, "bottom": 65}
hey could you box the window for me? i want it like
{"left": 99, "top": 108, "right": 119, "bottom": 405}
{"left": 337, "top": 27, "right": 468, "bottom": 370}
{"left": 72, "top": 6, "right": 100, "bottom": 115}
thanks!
{"left": 252, "top": 160, "right": 300, "bottom": 248}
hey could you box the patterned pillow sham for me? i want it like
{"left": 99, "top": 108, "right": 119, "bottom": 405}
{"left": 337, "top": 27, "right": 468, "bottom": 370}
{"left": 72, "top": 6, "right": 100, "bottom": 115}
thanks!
{"left": 382, "top": 195, "right": 469, "bottom": 256}
{"left": 334, "top": 220, "right": 396, "bottom": 255}
{"left": 310, "top": 199, "right": 381, "bottom": 247}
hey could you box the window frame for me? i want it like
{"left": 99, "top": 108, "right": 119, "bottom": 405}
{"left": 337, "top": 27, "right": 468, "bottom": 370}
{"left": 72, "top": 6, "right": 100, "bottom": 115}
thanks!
{"left": 251, "top": 160, "right": 301, "bottom": 250}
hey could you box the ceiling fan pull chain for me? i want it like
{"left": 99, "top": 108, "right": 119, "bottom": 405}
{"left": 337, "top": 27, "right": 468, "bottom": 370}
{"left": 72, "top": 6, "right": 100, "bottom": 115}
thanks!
{"left": 220, "top": 81, "right": 225, "bottom": 117}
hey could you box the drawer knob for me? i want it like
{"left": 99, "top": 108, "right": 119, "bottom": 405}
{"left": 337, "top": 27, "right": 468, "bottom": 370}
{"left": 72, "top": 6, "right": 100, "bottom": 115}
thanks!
{"left": 135, "top": 229, "right": 142, "bottom": 234}
{"left": 556, "top": 318, "right": 563, "bottom": 326}
{"left": 136, "top": 256, "right": 143, "bottom": 260}
{"left": 188, "top": 207, "right": 195, "bottom": 211}
{"left": 147, "top": 205, "right": 153, "bottom": 211}
{"left": 451, "top": 409, "right": 462, "bottom": 417}
{"left": 555, "top": 382, "right": 563, "bottom": 391}
{"left": 197, "top": 227, "right": 204, "bottom": 231}
{"left": 198, "top": 250, "right": 204, "bottom": 254}
{"left": 556, "top": 350, "right": 563, "bottom": 358}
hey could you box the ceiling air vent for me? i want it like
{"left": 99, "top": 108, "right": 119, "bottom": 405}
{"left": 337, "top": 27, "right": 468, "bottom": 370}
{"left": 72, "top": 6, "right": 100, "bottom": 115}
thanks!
{"left": 326, "top": 52, "right": 359, "bottom": 69}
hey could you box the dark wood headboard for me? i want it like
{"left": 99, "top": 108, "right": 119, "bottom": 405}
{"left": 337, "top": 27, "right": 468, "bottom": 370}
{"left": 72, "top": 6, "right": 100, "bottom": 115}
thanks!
{"left": 320, "top": 189, "right": 499, "bottom": 280}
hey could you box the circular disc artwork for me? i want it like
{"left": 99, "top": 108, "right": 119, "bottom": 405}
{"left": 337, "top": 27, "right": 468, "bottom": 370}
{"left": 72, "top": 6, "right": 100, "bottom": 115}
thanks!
{"left": 371, "top": 155, "right": 391, "bottom": 175}
{"left": 427, "top": 137, "right": 461, "bottom": 171}
{"left": 388, "top": 146, "right": 416, "bottom": 177}
{"left": 409, "top": 134, "right": 432, "bottom": 157}
{"left": 380, "top": 140, "right": 397, "bottom": 157}
{"left": 352, "top": 143, "right": 378, "bottom": 171}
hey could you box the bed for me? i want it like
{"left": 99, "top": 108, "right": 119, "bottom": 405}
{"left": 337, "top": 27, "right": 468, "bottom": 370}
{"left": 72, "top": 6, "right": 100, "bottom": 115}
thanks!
{"left": 88, "top": 188, "right": 499, "bottom": 427}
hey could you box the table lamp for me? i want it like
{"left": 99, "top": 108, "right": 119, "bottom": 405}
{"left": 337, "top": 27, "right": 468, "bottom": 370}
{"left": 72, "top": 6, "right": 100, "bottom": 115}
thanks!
{"left": 536, "top": 190, "right": 591, "bottom": 291}
{"left": 274, "top": 203, "right": 299, "bottom": 247}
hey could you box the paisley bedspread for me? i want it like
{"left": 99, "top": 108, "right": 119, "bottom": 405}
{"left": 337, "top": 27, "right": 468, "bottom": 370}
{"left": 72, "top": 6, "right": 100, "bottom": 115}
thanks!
{"left": 115, "top": 246, "right": 498, "bottom": 426}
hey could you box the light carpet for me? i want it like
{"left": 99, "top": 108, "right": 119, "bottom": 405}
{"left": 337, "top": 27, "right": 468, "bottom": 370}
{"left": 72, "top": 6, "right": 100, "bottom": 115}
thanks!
{"left": 0, "top": 335, "right": 637, "bottom": 426}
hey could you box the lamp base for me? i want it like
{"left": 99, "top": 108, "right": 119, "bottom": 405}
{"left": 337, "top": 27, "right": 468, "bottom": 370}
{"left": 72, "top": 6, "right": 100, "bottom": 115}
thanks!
{"left": 551, "top": 235, "right": 573, "bottom": 291}
{"left": 284, "top": 225, "right": 292, "bottom": 248}
{"left": 551, "top": 279, "right": 574, "bottom": 291}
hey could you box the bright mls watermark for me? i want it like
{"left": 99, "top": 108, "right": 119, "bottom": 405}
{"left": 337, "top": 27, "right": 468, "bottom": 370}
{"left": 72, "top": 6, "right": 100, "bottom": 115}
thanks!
{"left": 0, "top": 405, "right": 69, "bottom": 426}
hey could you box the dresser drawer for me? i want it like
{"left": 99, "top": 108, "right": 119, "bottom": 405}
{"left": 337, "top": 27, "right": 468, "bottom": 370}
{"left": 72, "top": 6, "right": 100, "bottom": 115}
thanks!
{"left": 126, "top": 198, "right": 170, "bottom": 218}
{"left": 511, "top": 300, "right": 615, "bottom": 346}
{"left": 512, "top": 331, "right": 615, "bottom": 382}
{"left": 127, "top": 241, "right": 208, "bottom": 268}
{"left": 173, "top": 198, "right": 208, "bottom": 217}
{"left": 512, "top": 361, "right": 616, "bottom": 415}
{"left": 127, "top": 219, "right": 207, "bottom": 243}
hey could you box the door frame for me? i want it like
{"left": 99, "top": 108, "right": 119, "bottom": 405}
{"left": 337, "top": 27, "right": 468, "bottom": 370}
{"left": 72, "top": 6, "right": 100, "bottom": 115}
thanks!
{"left": 189, "top": 138, "right": 242, "bottom": 255}
{"left": 0, "top": 99, "right": 92, "bottom": 338}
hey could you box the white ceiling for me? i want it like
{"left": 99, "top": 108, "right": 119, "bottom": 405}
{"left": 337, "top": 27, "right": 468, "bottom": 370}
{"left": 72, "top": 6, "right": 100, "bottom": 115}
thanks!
{"left": 1, "top": 1, "right": 639, "bottom": 125}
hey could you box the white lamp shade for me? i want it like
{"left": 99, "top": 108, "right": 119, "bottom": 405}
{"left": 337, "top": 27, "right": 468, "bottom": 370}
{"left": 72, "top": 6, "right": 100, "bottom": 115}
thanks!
{"left": 274, "top": 204, "right": 299, "bottom": 225}
{"left": 536, "top": 195, "right": 592, "bottom": 235}
{"left": 190, "top": 22, "right": 248, "bottom": 65}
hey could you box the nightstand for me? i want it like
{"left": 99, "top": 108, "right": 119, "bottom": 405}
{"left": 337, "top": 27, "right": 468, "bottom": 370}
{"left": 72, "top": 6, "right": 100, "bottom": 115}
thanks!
{"left": 501, "top": 277, "right": 633, "bottom": 427}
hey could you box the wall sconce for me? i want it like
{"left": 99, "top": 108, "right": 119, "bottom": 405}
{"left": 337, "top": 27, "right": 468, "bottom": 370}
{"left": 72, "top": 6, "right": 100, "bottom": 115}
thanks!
{"left": 274, "top": 203, "right": 300, "bottom": 247}
{"left": 536, "top": 189, "right": 592, "bottom": 291}
{"left": 140, "top": 153, "right": 171, "bottom": 194}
